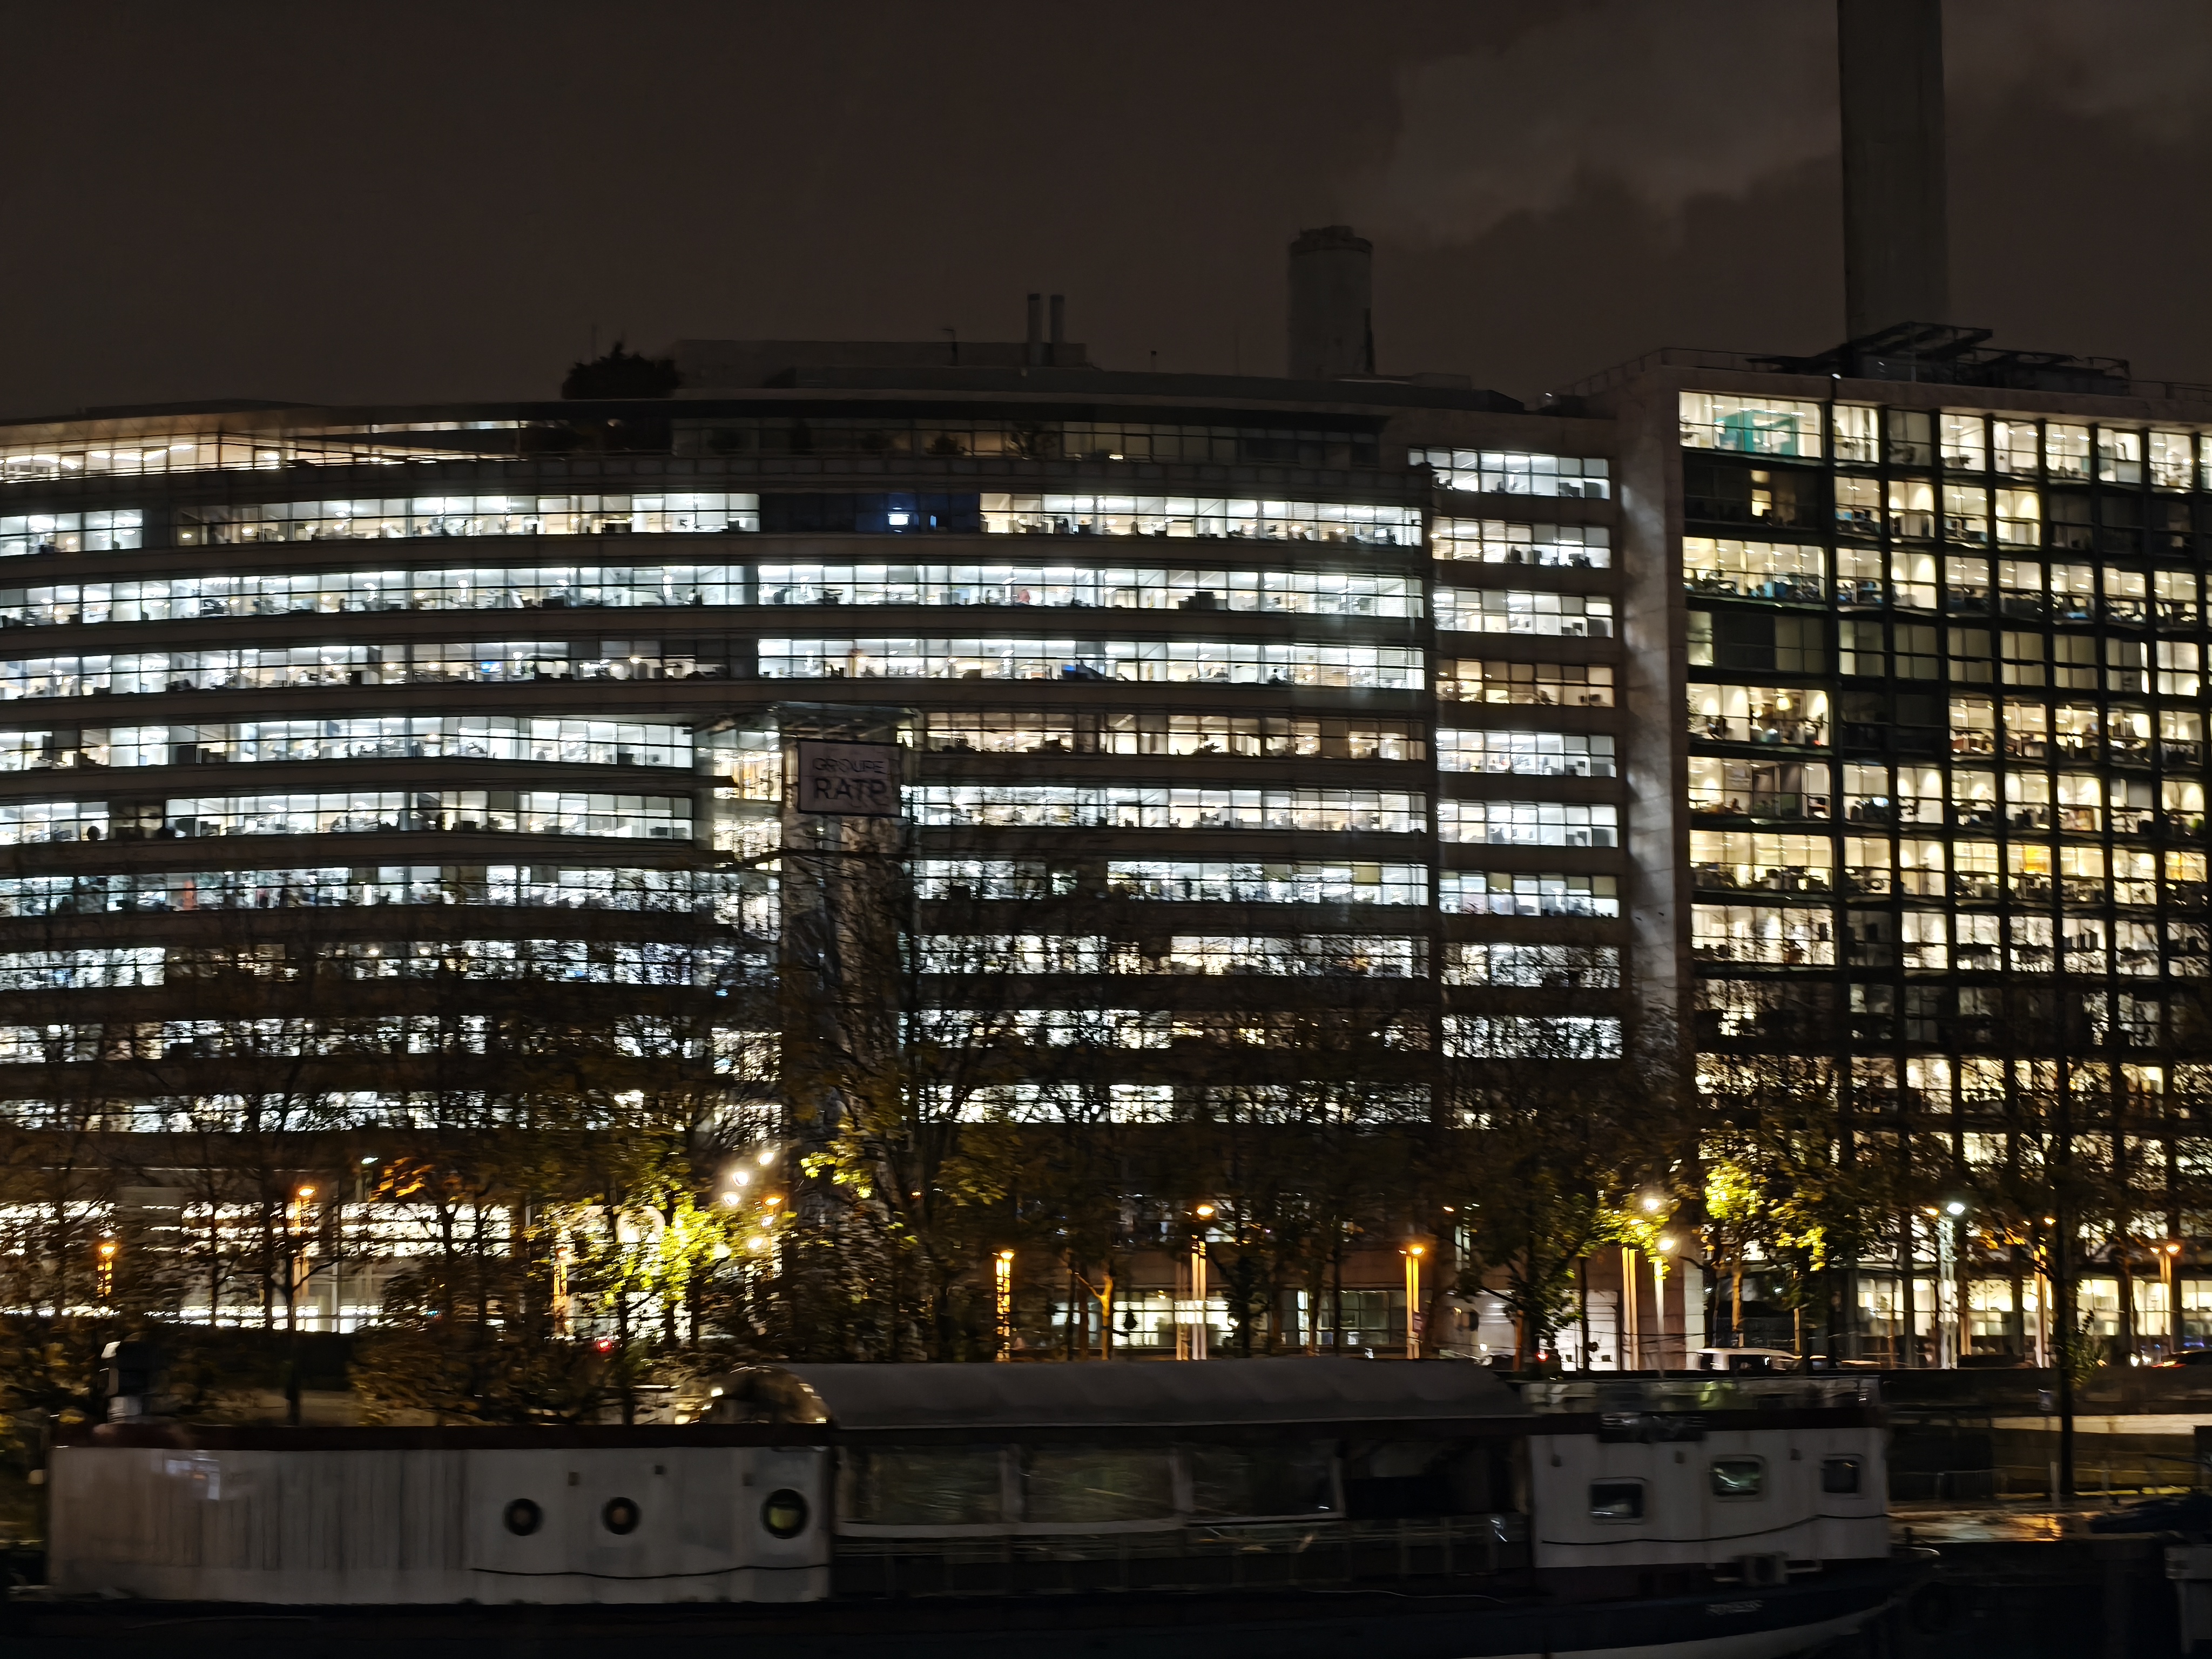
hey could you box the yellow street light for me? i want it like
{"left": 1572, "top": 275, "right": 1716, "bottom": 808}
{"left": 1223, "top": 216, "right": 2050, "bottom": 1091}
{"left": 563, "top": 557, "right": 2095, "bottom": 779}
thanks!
{"left": 1195, "top": 1203, "right": 1216, "bottom": 1219}
{"left": 993, "top": 1250, "right": 1016, "bottom": 1361}
{"left": 1402, "top": 1244, "right": 1424, "bottom": 1359}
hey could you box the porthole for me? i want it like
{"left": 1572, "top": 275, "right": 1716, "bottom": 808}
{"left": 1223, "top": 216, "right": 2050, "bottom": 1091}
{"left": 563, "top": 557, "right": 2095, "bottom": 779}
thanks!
{"left": 503, "top": 1498, "right": 542, "bottom": 1536}
{"left": 1710, "top": 1457, "right": 1766, "bottom": 1499}
{"left": 603, "top": 1496, "right": 641, "bottom": 1535}
{"left": 761, "top": 1487, "right": 808, "bottom": 1539}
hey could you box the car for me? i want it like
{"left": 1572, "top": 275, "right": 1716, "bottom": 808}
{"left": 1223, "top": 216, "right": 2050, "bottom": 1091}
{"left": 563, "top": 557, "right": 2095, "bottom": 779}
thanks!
{"left": 2155, "top": 1348, "right": 2212, "bottom": 1368}
{"left": 1690, "top": 1346, "right": 1802, "bottom": 1375}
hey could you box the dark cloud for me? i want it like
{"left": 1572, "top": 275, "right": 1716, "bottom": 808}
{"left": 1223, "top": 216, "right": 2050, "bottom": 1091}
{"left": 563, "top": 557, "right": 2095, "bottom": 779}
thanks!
{"left": 0, "top": 1, "right": 2203, "bottom": 416}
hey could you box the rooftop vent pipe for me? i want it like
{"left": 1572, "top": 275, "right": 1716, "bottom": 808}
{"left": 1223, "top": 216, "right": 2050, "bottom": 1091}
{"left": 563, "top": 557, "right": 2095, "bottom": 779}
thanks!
{"left": 1286, "top": 225, "right": 1374, "bottom": 381}
{"left": 1838, "top": 0, "right": 1950, "bottom": 339}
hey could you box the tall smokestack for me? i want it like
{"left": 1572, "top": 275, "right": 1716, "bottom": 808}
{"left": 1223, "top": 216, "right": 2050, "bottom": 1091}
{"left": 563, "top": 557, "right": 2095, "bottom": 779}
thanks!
{"left": 1286, "top": 225, "right": 1374, "bottom": 380}
{"left": 1838, "top": 0, "right": 1950, "bottom": 339}
{"left": 1026, "top": 292, "right": 1044, "bottom": 365}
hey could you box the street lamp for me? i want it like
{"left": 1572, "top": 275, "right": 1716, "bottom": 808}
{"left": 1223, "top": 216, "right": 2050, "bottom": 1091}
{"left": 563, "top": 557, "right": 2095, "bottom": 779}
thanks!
{"left": 2162, "top": 1240, "right": 2184, "bottom": 1359}
{"left": 1187, "top": 1205, "right": 1214, "bottom": 1360}
{"left": 993, "top": 1250, "right": 1015, "bottom": 1361}
{"left": 1403, "top": 1244, "right": 1426, "bottom": 1360}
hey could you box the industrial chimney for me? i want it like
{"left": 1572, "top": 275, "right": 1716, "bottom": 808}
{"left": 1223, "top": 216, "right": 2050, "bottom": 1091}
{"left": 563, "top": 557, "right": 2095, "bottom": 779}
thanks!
{"left": 1286, "top": 226, "right": 1374, "bottom": 380}
{"left": 1837, "top": 0, "right": 1950, "bottom": 339}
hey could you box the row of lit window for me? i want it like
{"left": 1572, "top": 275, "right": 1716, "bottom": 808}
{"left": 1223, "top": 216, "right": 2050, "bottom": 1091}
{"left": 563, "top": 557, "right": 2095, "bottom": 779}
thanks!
{"left": 0, "top": 565, "right": 740, "bottom": 626}
{"left": 0, "top": 510, "right": 141, "bottom": 560}
{"left": 1444, "top": 1015, "right": 1621, "bottom": 1058}
{"left": 1688, "top": 685, "right": 2212, "bottom": 750}
{"left": 1438, "top": 872, "right": 1621, "bottom": 916}
{"left": 1410, "top": 450, "right": 1611, "bottom": 500}
{"left": 911, "top": 858, "right": 1429, "bottom": 906}
{"left": 9, "top": 493, "right": 1432, "bottom": 553}
{"left": 1688, "top": 750, "right": 2210, "bottom": 821}
{"left": 173, "top": 495, "right": 758, "bottom": 547}
{"left": 751, "top": 563, "right": 1420, "bottom": 615}
{"left": 0, "top": 717, "right": 692, "bottom": 773}
{"left": 0, "top": 424, "right": 520, "bottom": 484}
{"left": 1689, "top": 617, "right": 2204, "bottom": 692}
{"left": 1438, "top": 730, "right": 1615, "bottom": 777}
{"left": 1690, "top": 903, "right": 2204, "bottom": 973}
{"left": 903, "top": 785, "right": 1424, "bottom": 834}
{"left": 1437, "top": 800, "right": 1620, "bottom": 848}
{"left": 0, "top": 561, "right": 1421, "bottom": 623}
{"left": 0, "top": 865, "right": 766, "bottom": 921}
{"left": 918, "top": 933, "right": 1426, "bottom": 977}
{"left": 1433, "top": 520, "right": 1611, "bottom": 568}
{"left": 1681, "top": 395, "right": 2210, "bottom": 487}
{"left": 0, "top": 791, "right": 691, "bottom": 845}
{"left": 1442, "top": 942, "right": 1620, "bottom": 988}
{"left": 1690, "top": 833, "right": 2210, "bottom": 898}
{"left": 918, "top": 712, "right": 1424, "bottom": 762}
{"left": 0, "top": 642, "right": 727, "bottom": 700}
{"left": 1437, "top": 590, "right": 1612, "bottom": 636}
{"left": 0, "top": 939, "right": 748, "bottom": 989}
{"left": 755, "top": 638, "right": 1424, "bottom": 689}
{"left": 1684, "top": 542, "right": 2205, "bottom": 618}
{"left": 0, "top": 1012, "right": 732, "bottom": 1064}
{"left": 0, "top": 416, "right": 1392, "bottom": 483}
{"left": 1437, "top": 660, "right": 1615, "bottom": 707}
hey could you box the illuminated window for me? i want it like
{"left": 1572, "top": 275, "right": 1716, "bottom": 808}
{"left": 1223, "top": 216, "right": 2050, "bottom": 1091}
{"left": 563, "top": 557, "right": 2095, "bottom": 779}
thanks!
{"left": 978, "top": 494, "right": 1420, "bottom": 545}
{"left": 758, "top": 638, "right": 1421, "bottom": 689}
{"left": 1439, "top": 660, "right": 1613, "bottom": 707}
{"left": 1432, "top": 519, "right": 1610, "bottom": 568}
{"left": 1411, "top": 449, "right": 1611, "bottom": 498}
{"left": 177, "top": 494, "right": 758, "bottom": 545}
{"left": 755, "top": 562, "right": 1419, "bottom": 616}
{"left": 1437, "top": 589, "right": 1613, "bottom": 637}
{"left": 907, "top": 785, "right": 1424, "bottom": 834}
{"left": 1444, "top": 1016, "right": 1621, "bottom": 1058}
{"left": 1438, "top": 872, "right": 1618, "bottom": 918}
{"left": 1677, "top": 394, "right": 1824, "bottom": 459}
{"left": 1438, "top": 800, "right": 1617, "bottom": 847}
{"left": 1439, "top": 730, "right": 1614, "bottom": 777}
{"left": 1444, "top": 943, "right": 1620, "bottom": 988}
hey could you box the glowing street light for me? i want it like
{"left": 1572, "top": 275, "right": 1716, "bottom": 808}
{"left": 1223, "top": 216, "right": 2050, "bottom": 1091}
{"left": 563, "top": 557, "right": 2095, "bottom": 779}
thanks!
{"left": 1403, "top": 1243, "right": 1426, "bottom": 1359}
{"left": 994, "top": 1250, "right": 1015, "bottom": 1361}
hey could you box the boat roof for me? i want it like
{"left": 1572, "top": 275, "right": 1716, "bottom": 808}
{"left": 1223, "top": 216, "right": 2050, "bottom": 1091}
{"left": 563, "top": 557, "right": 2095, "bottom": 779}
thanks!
{"left": 707, "top": 1358, "right": 1528, "bottom": 1430}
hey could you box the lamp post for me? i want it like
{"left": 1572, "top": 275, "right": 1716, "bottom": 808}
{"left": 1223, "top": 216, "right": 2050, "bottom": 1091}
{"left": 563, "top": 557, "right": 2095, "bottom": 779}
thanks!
{"left": 2163, "top": 1241, "right": 2183, "bottom": 1360}
{"left": 1654, "top": 1238, "right": 1675, "bottom": 1372}
{"left": 1937, "top": 1200, "right": 1966, "bottom": 1368}
{"left": 1190, "top": 1203, "right": 1214, "bottom": 1361}
{"left": 994, "top": 1250, "right": 1015, "bottom": 1361}
{"left": 1403, "top": 1244, "right": 1425, "bottom": 1360}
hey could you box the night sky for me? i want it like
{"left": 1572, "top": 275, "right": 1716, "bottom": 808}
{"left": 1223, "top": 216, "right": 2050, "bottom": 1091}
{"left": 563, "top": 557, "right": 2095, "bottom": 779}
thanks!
{"left": 6, "top": 1, "right": 2208, "bottom": 419}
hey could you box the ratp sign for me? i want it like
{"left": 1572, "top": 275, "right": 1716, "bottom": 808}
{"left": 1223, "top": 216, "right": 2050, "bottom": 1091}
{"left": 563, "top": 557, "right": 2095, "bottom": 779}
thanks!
{"left": 795, "top": 741, "right": 902, "bottom": 815}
